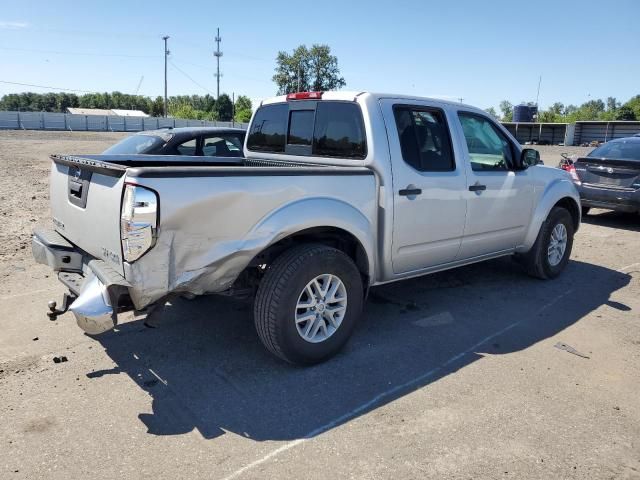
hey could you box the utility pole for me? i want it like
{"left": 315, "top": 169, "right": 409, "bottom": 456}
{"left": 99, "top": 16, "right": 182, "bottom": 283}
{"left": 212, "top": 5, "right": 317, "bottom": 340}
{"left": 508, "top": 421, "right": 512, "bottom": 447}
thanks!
{"left": 162, "top": 35, "right": 170, "bottom": 117}
{"left": 214, "top": 28, "right": 223, "bottom": 98}
{"left": 232, "top": 92, "right": 235, "bottom": 127}
{"left": 297, "top": 62, "right": 301, "bottom": 92}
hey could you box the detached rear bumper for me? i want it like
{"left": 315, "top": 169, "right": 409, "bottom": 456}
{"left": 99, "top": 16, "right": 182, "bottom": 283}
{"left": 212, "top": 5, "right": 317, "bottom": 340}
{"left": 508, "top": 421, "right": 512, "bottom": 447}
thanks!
{"left": 32, "top": 228, "right": 132, "bottom": 334}
{"left": 577, "top": 184, "right": 640, "bottom": 213}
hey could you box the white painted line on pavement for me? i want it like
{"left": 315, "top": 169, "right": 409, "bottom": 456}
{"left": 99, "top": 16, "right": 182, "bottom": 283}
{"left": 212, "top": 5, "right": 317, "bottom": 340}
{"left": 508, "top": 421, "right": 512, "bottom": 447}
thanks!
{"left": 222, "top": 260, "right": 637, "bottom": 480}
{"left": 222, "top": 300, "right": 557, "bottom": 477}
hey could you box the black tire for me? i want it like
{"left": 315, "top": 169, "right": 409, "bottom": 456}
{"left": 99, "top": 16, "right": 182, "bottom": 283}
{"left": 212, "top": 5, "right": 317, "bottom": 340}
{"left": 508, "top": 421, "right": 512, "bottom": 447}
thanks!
{"left": 582, "top": 207, "right": 591, "bottom": 216}
{"left": 522, "top": 207, "right": 574, "bottom": 280}
{"left": 254, "top": 244, "right": 364, "bottom": 365}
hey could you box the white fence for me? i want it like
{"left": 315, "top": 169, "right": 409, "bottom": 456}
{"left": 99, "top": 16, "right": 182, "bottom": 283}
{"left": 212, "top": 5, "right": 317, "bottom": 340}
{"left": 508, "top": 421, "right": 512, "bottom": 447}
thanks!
{"left": 0, "top": 111, "right": 248, "bottom": 132}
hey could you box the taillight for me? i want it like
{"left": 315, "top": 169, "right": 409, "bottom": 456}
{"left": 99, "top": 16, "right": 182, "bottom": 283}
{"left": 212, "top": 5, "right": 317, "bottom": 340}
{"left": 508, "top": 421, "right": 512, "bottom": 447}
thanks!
{"left": 121, "top": 184, "right": 158, "bottom": 262}
{"left": 566, "top": 164, "right": 581, "bottom": 185}
{"left": 286, "top": 91, "right": 323, "bottom": 100}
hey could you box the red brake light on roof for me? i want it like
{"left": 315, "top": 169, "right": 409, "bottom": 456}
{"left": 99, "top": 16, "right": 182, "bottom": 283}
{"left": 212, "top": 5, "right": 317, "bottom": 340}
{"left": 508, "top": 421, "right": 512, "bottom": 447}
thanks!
{"left": 286, "top": 91, "right": 323, "bottom": 100}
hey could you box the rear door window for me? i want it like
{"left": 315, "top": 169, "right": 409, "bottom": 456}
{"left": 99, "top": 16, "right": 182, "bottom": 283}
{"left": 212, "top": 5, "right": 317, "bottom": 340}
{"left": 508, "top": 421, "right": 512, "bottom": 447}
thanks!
{"left": 202, "top": 134, "right": 244, "bottom": 157}
{"left": 393, "top": 106, "right": 455, "bottom": 171}
{"left": 174, "top": 138, "right": 198, "bottom": 156}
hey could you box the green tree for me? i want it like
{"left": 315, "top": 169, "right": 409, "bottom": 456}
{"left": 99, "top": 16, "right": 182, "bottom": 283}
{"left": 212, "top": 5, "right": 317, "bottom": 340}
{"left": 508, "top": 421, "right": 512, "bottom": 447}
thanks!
{"left": 273, "top": 44, "right": 345, "bottom": 94}
{"left": 622, "top": 95, "right": 640, "bottom": 120}
{"left": 214, "top": 93, "right": 233, "bottom": 121}
{"left": 150, "top": 96, "right": 165, "bottom": 117}
{"left": 484, "top": 107, "right": 498, "bottom": 119}
{"left": 615, "top": 105, "right": 637, "bottom": 120}
{"left": 234, "top": 95, "right": 252, "bottom": 123}
{"left": 235, "top": 95, "right": 252, "bottom": 112}
{"left": 499, "top": 100, "right": 513, "bottom": 122}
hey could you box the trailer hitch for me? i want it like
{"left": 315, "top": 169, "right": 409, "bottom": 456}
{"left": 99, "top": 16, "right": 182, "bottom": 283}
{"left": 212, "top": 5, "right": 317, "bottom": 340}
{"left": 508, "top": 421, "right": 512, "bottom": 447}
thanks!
{"left": 47, "top": 293, "right": 77, "bottom": 321}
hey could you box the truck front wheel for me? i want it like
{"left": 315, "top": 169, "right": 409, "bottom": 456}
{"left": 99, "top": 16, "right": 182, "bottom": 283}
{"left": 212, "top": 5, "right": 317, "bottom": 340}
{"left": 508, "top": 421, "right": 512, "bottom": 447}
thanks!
{"left": 254, "top": 244, "right": 364, "bottom": 365}
{"left": 522, "top": 206, "right": 575, "bottom": 279}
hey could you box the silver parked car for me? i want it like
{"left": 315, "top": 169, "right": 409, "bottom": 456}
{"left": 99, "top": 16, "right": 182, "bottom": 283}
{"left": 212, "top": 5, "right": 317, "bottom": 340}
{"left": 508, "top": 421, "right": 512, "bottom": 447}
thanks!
{"left": 33, "top": 91, "right": 581, "bottom": 364}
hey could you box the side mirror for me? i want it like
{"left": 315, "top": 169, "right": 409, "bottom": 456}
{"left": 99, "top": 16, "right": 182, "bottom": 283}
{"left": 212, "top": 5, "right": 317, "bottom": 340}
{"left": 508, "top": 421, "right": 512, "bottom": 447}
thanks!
{"left": 520, "top": 148, "right": 542, "bottom": 168}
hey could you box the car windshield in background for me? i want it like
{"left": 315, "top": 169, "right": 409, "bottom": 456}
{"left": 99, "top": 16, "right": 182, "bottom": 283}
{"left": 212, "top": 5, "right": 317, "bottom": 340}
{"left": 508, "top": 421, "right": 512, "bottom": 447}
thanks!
{"left": 588, "top": 139, "right": 640, "bottom": 161}
{"left": 102, "top": 135, "right": 167, "bottom": 154}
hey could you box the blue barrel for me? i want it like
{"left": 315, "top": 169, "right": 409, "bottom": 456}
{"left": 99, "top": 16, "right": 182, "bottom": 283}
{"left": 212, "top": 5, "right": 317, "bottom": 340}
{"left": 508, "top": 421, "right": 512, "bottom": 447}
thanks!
{"left": 513, "top": 104, "right": 537, "bottom": 122}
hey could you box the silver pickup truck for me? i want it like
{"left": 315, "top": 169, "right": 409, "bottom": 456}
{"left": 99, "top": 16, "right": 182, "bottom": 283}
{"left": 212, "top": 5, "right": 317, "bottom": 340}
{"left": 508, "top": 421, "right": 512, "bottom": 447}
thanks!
{"left": 33, "top": 91, "right": 581, "bottom": 365}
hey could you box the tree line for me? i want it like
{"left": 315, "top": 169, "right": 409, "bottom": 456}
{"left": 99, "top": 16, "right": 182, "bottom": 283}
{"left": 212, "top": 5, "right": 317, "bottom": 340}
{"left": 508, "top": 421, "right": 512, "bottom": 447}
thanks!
{"left": 0, "top": 91, "right": 253, "bottom": 122}
{"left": 486, "top": 95, "right": 640, "bottom": 123}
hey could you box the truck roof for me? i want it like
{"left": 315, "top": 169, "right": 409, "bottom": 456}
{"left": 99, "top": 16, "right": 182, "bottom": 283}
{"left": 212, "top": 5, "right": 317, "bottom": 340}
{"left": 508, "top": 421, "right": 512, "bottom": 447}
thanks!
{"left": 260, "top": 91, "right": 480, "bottom": 111}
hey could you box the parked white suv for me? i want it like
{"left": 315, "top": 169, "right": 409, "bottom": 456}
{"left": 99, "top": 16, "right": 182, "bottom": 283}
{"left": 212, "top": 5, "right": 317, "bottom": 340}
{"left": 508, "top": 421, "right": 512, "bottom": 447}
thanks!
{"left": 33, "top": 91, "right": 581, "bottom": 364}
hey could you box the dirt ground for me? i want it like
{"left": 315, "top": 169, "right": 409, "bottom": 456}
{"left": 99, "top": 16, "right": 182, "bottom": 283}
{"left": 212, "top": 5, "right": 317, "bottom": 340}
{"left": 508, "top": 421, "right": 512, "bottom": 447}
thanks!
{"left": 0, "top": 131, "right": 638, "bottom": 479}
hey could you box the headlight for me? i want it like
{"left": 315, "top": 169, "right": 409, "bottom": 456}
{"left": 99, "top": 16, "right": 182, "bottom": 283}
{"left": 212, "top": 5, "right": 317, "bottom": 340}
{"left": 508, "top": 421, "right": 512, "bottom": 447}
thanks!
{"left": 121, "top": 184, "right": 158, "bottom": 262}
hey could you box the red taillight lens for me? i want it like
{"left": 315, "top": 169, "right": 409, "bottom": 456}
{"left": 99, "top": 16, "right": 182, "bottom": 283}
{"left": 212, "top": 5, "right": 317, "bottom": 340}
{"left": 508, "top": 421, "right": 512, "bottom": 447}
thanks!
{"left": 286, "top": 91, "right": 323, "bottom": 100}
{"left": 566, "top": 164, "right": 581, "bottom": 184}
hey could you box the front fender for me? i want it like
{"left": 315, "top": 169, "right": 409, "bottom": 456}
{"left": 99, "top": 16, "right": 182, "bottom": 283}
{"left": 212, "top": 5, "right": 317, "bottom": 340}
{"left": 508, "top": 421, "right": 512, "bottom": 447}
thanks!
{"left": 518, "top": 177, "right": 580, "bottom": 252}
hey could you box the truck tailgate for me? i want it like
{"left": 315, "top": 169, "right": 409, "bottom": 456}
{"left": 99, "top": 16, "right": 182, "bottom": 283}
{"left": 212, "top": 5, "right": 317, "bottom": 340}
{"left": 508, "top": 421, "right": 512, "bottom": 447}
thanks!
{"left": 49, "top": 155, "right": 126, "bottom": 275}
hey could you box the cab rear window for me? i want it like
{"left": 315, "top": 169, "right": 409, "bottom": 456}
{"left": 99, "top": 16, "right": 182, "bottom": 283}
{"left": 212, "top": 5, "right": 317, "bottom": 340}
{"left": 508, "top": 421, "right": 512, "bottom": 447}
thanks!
{"left": 247, "top": 101, "right": 366, "bottom": 159}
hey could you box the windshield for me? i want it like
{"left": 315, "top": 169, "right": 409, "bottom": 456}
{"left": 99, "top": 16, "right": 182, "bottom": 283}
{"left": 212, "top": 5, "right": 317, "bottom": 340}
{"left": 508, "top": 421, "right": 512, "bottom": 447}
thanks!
{"left": 588, "top": 139, "right": 640, "bottom": 161}
{"left": 102, "top": 135, "right": 167, "bottom": 154}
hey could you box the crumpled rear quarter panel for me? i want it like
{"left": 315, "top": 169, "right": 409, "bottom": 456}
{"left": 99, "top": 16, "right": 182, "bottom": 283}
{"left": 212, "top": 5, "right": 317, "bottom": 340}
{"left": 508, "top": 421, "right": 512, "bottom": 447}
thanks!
{"left": 123, "top": 170, "right": 377, "bottom": 309}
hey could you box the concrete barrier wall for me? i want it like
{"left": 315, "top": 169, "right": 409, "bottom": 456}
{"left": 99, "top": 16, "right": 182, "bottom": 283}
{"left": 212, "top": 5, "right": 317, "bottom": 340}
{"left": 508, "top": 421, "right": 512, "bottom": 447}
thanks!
{"left": 0, "top": 111, "right": 248, "bottom": 131}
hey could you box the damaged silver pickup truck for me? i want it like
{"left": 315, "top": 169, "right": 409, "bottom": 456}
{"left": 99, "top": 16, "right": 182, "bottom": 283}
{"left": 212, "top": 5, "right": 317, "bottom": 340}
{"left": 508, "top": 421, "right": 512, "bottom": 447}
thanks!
{"left": 33, "top": 91, "right": 581, "bottom": 364}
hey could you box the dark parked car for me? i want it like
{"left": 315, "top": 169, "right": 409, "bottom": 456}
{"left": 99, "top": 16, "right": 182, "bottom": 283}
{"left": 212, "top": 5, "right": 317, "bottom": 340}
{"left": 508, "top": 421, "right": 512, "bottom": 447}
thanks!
{"left": 566, "top": 136, "right": 640, "bottom": 214}
{"left": 103, "top": 127, "right": 246, "bottom": 157}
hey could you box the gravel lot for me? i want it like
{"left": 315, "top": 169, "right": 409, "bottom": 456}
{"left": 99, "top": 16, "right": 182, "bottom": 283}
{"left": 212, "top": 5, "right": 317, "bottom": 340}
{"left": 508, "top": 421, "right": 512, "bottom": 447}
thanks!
{"left": 0, "top": 131, "right": 638, "bottom": 479}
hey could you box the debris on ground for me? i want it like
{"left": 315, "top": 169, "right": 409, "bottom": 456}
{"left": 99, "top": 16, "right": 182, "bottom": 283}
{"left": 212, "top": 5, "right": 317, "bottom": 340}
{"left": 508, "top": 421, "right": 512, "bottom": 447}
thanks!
{"left": 554, "top": 342, "right": 590, "bottom": 359}
{"left": 52, "top": 356, "right": 68, "bottom": 364}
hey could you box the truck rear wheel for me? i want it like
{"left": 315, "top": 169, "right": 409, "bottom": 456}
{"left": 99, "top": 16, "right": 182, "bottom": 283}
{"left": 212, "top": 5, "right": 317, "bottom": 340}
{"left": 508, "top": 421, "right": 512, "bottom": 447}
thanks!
{"left": 254, "top": 244, "right": 363, "bottom": 365}
{"left": 522, "top": 206, "right": 574, "bottom": 279}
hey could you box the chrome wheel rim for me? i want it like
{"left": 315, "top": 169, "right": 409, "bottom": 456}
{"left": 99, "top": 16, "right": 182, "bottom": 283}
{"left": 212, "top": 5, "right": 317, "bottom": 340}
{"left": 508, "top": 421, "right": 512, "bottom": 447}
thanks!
{"left": 295, "top": 274, "right": 347, "bottom": 343}
{"left": 547, "top": 223, "right": 568, "bottom": 267}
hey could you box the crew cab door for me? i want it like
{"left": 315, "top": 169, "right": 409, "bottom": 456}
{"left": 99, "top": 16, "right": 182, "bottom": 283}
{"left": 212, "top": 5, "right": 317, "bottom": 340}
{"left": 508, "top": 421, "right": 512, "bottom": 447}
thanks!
{"left": 454, "top": 111, "right": 534, "bottom": 259}
{"left": 380, "top": 99, "right": 468, "bottom": 274}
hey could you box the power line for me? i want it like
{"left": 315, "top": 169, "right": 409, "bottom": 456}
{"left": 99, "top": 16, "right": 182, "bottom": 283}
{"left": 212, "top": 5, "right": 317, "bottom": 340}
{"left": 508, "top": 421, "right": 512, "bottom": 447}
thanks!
{"left": 0, "top": 80, "right": 95, "bottom": 93}
{"left": 168, "top": 60, "right": 215, "bottom": 95}
{"left": 171, "top": 59, "right": 273, "bottom": 87}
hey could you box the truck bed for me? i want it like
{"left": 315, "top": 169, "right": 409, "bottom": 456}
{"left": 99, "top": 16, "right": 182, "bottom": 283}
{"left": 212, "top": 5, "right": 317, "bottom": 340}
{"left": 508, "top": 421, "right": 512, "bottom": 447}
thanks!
{"left": 48, "top": 153, "right": 377, "bottom": 309}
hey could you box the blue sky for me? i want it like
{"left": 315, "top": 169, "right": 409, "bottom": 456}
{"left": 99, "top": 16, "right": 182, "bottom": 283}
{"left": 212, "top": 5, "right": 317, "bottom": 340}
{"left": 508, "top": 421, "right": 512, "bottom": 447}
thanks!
{"left": 1, "top": 0, "right": 639, "bottom": 111}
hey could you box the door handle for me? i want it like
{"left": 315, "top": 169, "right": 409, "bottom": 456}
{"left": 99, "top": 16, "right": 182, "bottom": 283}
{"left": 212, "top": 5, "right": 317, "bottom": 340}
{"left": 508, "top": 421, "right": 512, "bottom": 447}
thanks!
{"left": 468, "top": 183, "right": 486, "bottom": 192}
{"left": 399, "top": 188, "right": 422, "bottom": 196}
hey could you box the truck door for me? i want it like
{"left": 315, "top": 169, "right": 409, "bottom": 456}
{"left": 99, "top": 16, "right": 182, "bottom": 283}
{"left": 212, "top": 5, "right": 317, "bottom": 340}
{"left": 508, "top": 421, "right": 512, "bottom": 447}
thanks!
{"left": 454, "top": 111, "right": 534, "bottom": 259}
{"left": 380, "top": 100, "right": 468, "bottom": 274}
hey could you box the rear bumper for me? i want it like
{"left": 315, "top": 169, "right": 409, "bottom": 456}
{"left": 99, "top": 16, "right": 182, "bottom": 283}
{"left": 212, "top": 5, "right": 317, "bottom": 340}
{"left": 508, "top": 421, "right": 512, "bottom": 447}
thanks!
{"left": 577, "top": 184, "right": 640, "bottom": 213}
{"left": 32, "top": 228, "right": 132, "bottom": 334}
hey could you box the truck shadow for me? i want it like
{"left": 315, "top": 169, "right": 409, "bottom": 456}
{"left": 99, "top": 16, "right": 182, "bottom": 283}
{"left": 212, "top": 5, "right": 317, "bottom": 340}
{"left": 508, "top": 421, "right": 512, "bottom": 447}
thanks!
{"left": 88, "top": 258, "right": 630, "bottom": 441}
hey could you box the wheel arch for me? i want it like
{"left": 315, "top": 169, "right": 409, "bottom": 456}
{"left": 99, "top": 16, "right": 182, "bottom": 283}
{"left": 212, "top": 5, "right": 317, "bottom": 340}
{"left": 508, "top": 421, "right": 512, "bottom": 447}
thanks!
{"left": 252, "top": 225, "right": 372, "bottom": 284}
{"left": 519, "top": 178, "right": 581, "bottom": 252}
{"left": 245, "top": 197, "right": 376, "bottom": 287}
